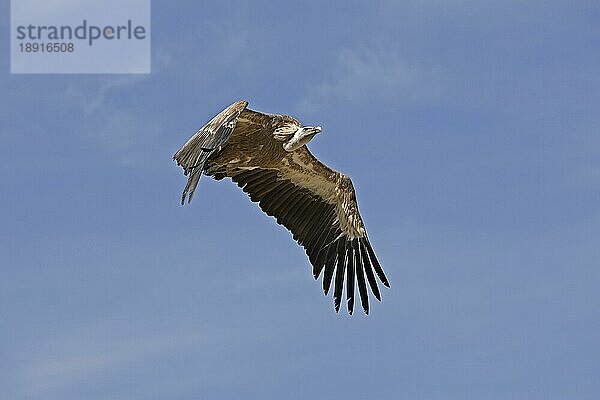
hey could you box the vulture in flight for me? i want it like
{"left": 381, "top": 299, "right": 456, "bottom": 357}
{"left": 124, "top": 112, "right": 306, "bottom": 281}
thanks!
{"left": 173, "top": 100, "right": 389, "bottom": 314}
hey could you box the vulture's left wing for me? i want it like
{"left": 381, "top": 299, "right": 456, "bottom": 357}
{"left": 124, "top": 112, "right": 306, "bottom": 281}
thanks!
{"left": 173, "top": 100, "right": 248, "bottom": 204}
{"left": 228, "top": 147, "right": 389, "bottom": 314}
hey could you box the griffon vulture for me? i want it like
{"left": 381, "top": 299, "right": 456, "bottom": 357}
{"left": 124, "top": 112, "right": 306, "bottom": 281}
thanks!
{"left": 173, "top": 100, "right": 389, "bottom": 314}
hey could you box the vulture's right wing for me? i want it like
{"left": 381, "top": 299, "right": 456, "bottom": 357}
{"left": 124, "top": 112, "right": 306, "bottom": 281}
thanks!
{"left": 227, "top": 147, "right": 389, "bottom": 314}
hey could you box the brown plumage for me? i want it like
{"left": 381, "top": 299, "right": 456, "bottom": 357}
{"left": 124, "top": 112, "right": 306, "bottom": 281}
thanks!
{"left": 173, "top": 100, "right": 389, "bottom": 314}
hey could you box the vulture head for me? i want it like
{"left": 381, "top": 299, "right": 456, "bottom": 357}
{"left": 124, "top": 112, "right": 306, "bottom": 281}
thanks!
{"left": 283, "top": 125, "right": 322, "bottom": 152}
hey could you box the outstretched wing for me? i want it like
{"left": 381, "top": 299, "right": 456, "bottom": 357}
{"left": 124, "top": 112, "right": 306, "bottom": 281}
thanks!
{"left": 173, "top": 100, "right": 248, "bottom": 204}
{"left": 228, "top": 148, "right": 389, "bottom": 315}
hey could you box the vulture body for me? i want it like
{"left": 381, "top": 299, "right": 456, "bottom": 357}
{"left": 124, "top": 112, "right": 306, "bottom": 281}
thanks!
{"left": 173, "top": 100, "right": 389, "bottom": 314}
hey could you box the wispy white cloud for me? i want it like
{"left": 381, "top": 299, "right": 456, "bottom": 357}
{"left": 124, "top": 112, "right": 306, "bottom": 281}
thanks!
{"left": 57, "top": 53, "right": 174, "bottom": 168}
{"left": 296, "top": 43, "right": 446, "bottom": 114}
{"left": 62, "top": 46, "right": 172, "bottom": 114}
{"left": 7, "top": 321, "right": 207, "bottom": 399}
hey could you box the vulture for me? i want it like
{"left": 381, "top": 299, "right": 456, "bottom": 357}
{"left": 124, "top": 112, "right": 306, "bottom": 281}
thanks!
{"left": 173, "top": 100, "right": 389, "bottom": 314}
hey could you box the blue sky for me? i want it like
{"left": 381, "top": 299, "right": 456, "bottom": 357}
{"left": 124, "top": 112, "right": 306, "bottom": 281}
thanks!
{"left": 1, "top": 1, "right": 599, "bottom": 399}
